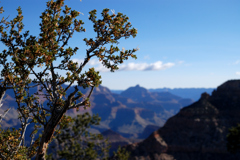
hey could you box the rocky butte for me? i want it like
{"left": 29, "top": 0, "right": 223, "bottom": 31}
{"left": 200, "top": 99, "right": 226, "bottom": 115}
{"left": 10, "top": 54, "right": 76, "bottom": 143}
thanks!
{"left": 125, "top": 80, "right": 240, "bottom": 160}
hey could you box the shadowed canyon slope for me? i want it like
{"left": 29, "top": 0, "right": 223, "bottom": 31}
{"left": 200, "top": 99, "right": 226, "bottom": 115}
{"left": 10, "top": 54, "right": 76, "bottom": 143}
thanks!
{"left": 125, "top": 80, "right": 240, "bottom": 160}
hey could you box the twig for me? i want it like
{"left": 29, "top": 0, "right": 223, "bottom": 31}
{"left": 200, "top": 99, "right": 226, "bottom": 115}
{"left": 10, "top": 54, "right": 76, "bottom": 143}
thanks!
{"left": 0, "top": 108, "right": 11, "bottom": 123}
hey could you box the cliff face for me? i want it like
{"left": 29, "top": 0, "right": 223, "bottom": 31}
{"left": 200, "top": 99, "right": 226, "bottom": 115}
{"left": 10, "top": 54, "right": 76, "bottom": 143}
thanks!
{"left": 126, "top": 80, "right": 240, "bottom": 160}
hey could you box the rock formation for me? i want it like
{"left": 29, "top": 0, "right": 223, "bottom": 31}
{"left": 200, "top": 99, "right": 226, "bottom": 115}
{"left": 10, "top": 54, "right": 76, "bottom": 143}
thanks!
{"left": 126, "top": 80, "right": 240, "bottom": 160}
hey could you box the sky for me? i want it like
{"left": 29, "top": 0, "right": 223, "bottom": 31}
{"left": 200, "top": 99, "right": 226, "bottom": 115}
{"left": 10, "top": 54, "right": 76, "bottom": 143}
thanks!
{"left": 0, "top": 0, "right": 240, "bottom": 90}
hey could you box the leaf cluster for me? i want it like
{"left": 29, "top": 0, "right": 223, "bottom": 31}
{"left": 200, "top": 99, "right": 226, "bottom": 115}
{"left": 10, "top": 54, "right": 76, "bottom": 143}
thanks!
{"left": 86, "top": 8, "right": 138, "bottom": 72}
{"left": 227, "top": 124, "right": 240, "bottom": 153}
{"left": 0, "top": 126, "right": 29, "bottom": 159}
{"left": 50, "top": 112, "right": 110, "bottom": 160}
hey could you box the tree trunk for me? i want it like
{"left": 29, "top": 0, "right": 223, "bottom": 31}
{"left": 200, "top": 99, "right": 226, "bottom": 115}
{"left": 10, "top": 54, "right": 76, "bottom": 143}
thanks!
{"left": 35, "top": 93, "right": 74, "bottom": 159}
{"left": 35, "top": 119, "right": 56, "bottom": 160}
{"left": 35, "top": 109, "right": 66, "bottom": 159}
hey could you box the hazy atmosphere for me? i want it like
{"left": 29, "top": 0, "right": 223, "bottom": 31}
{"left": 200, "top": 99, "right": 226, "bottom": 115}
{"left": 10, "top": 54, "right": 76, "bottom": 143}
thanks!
{"left": 1, "top": 0, "right": 239, "bottom": 89}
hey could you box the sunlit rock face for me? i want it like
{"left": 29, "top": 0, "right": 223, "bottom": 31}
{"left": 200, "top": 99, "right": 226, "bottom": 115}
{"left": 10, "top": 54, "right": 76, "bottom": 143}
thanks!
{"left": 126, "top": 80, "right": 240, "bottom": 160}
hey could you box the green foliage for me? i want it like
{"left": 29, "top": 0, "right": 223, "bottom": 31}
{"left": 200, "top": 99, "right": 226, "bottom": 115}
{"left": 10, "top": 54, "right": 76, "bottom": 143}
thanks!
{"left": 227, "top": 124, "right": 240, "bottom": 153}
{"left": 112, "top": 146, "right": 130, "bottom": 160}
{"left": 0, "top": 126, "right": 29, "bottom": 159}
{"left": 49, "top": 113, "right": 110, "bottom": 160}
{"left": 0, "top": 0, "right": 137, "bottom": 158}
{"left": 48, "top": 113, "right": 130, "bottom": 160}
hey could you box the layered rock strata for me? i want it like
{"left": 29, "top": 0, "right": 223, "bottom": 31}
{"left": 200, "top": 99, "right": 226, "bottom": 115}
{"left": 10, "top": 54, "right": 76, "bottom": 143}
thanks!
{"left": 126, "top": 80, "right": 240, "bottom": 160}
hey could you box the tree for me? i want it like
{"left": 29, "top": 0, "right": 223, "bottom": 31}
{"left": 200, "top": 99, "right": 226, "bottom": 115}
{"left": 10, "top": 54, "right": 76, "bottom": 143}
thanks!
{"left": 48, "top": 112, "right": 130, "bottom": 160}
{"left": 227, "top": 124, "right": 240, "bottom": 153}
{"left": 49, "top": 112, "right": 110, "bottom": 160}
{"left": 0, "top": 4, "right": 37, "bottom": 160}
{"left": 0, "top": 0, "right": 138, "bottom": 159}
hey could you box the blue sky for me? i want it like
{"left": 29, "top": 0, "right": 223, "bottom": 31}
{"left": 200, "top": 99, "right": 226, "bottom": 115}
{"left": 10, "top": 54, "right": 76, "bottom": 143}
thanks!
{"left": 0, "top": 0, "right": 240, "bottom": 89}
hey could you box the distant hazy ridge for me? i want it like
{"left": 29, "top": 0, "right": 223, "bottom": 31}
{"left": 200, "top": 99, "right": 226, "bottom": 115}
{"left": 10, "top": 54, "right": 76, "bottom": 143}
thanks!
{"left": 111, "top": 87, "right": 214, "bottom": 101}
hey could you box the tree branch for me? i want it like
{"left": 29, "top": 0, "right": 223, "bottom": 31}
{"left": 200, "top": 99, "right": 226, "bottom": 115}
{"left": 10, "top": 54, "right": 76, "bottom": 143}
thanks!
{"left": 0, "top": 108, "right": 11, "bottom": 123}
{"left": 68, "top": 86, "right": 94, "bottom": 109}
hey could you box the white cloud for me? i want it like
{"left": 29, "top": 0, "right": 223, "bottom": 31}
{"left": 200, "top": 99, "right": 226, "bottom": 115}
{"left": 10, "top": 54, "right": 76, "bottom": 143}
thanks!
{"left": 72, "top": 58, "right": 84, "bottom": 65}
{"left": 88, "top": 59, "right": 101, "bottom": 66}
{"left": 144, "top": 55, "right": 150, "bottom": 60}
{"left": 71, "top": 58, "right": 174, "bottom": 72}
{"left": 233, "top": 60, "right": 240, "bottom": 65}
{"left": 72, "top": 58, "right": 101, "bottom": 66}
{"left": 177, "top": 61, "right": 184, "bottom": 64}
{"left": 236, "top": 72, "right": 240, "bottom": 75}
{"left": 95, "top": 65, "right": 110, "bottom": 72}
{"left": 118, "top": 61, "right": 175, "bottom": 71}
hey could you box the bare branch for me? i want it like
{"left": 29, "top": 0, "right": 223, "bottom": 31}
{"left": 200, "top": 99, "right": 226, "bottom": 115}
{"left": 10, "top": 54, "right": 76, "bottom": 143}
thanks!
{"left": 0, "top": 153, "right": 6, "bottom": 159}
{"left": 0, "top": 108, "right": 11, "bottom": 123}
{"left": 16, "top": 117, "right": 29, "bottom": 152}
{"left": 0, "top": 87, "right": 7, "bottom": 109}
